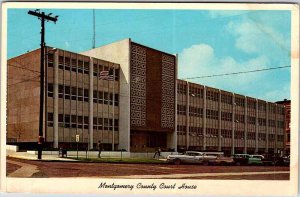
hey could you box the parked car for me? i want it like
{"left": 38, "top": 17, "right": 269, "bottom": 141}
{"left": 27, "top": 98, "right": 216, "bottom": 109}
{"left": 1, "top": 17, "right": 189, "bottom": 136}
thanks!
{"left": 261, "top": 154, "right": 288, "bottom": 166}
{"left": 167, "top": 151, "right": 217, "bottom": 165}
{"left": 208, "top": 155, "right": 234, "bottom": 166}
{"left": 233, "top": 154, "right": 262, "bottom": 166}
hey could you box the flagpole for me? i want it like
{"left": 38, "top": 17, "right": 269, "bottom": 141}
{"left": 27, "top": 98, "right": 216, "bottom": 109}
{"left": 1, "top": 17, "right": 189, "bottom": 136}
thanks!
{"left": 112, "top": 66, "right": 115, "bottom": 151}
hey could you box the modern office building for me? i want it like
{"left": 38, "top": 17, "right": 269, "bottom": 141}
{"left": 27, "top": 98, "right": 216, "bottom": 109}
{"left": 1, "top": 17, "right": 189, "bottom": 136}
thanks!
{"left": 276, "top": 99, "right": 291, "bottom": 154}
{"left": 7, "top": 47, "right": 121, "bottom": 150}
{"left": 7, "top": 39, "right": 286, "bottom": 154}
{"left": 177, "top": 80, "right": 285, "bottom": 155}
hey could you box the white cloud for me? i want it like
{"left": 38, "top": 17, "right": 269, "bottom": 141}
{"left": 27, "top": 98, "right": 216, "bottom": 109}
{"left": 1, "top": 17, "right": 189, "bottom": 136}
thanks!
{"left": 179, "top": 43, "right": 270, "bottom": 87}
{"left": 226, "top": 17, "right": 289, "bottom": 57}
{"left": 178, "top": 43, "right": 290, "bottom": 101}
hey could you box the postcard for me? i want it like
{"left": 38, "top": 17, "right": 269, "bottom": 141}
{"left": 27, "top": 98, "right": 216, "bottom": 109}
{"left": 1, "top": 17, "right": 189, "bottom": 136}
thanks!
{"left": 1, "top": 2, "right": 299, "bottom": 196}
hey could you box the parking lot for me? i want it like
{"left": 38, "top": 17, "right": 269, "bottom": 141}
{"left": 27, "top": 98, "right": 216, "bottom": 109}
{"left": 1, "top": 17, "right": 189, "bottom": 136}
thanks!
{"left": 6, "top": 157, "right": 290, "bottom": 180}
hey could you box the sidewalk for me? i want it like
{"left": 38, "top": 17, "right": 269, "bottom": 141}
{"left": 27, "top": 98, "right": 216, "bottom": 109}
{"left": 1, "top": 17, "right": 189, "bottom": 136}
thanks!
{"left": 6, "top": 150, "right": 78, "bottom": 162}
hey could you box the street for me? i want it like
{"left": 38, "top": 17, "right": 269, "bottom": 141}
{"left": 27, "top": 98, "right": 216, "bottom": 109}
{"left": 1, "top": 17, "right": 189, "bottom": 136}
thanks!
{"left": 7, "top": 157, "right": 289, "bottom": 180}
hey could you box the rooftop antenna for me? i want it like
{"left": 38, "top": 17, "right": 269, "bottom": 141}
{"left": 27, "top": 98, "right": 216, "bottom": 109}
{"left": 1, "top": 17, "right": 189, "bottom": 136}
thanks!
{"left": 93, "top": 9, "right": 95, "bottom": 49}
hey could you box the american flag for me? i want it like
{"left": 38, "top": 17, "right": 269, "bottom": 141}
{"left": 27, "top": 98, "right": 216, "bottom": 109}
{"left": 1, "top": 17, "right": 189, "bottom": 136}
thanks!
{"left": 99, "top": 69, "right": 114, "bottom": 81}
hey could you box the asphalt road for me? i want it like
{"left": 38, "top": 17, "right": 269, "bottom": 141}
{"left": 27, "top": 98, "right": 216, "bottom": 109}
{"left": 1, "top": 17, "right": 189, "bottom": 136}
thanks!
{"left": 6, "top": 157, "right": 290, "bottom": 180}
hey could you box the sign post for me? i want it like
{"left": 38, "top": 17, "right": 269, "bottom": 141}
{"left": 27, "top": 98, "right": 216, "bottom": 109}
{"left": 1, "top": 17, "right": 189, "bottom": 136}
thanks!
{"left": 76, "top": 134, "right": 79, "bottom": 159}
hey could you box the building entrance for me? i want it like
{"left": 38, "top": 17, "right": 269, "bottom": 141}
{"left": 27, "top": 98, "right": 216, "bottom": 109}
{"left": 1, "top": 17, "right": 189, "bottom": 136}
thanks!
{"left": 130, "top": 131, "right": 167, "bottom": 152}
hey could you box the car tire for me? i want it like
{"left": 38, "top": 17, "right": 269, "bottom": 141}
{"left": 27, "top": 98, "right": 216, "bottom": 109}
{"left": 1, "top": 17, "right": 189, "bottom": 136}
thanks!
{"left": 220, "top": 161, "right": 227, "bottom": 166}
{"left": 202, "top": 160, "right": 209, "bottom": 166}
{"left": 174, "top": 159, "right": 181, "bottom": 165}
{"left": 236, "top": 162, "right": 241, "bottom": 166}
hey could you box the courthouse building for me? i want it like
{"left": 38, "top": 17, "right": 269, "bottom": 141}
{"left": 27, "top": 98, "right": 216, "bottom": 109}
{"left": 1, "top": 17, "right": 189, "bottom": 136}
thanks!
{"left": 7, "top": 38, "right": 286, "bottom": 154}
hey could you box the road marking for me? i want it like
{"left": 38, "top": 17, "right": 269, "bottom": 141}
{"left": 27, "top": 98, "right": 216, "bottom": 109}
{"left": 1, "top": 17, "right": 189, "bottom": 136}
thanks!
{"left": 7, "top": 159, "right": 40, "bottom": 178}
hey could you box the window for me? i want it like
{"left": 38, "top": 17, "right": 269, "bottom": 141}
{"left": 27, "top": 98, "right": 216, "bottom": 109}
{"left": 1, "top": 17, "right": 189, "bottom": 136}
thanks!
{"left": 258, "top": 102, "right": 266, "bottom": 111}
{"left": 58, "top": 85, "right": 63, "bottom": 98}
{"left": 93, "top": 64, "right": 98, "bottom": 77}
{"left": 48, "top": 83, "right": 53, "bottom": 97}
{"left": 47, "top": 112, "right": 53, "bottom": 127}
{"left": 221, "top": 94, "right": 232, "bottom": 104}
{"left": 206, "top": 91, "right": 219, "bottom": 101}
{"left": 247, "top": 132, "right": 256, "bottom": 140}
{"left": 247, "top": 116, "right": 256, "bottom": 124}
{"left": 64, "top": 115, "right": 70, "bottom": 128}
{"left": 189, "top": 86, "right": 203, "bottom": 98}
{"left": 177, "top": 104, "right": 186, "bottom": 115}
{"left": 268, "top": 119, "right": 276, "bottom": 127}
{"left": 177, "top": 84, "right": 187, "bottom": 94}
{"left": 235, "top": 97, "right": 245, "bottom": 107}
{"left": 206, "top": 109, "right": 218, "bottom": 120}
{"left": 235, "top": 114, "right": 245, "bottom": 123}
{"left": 83, "top": 61, "right": 89, "bottom": 74}
{"left": 84, "top": 89, "right": 89, "bottom": 102}
{"left": 221, "top": 129, "right": 232, "bottom": 138}
{"left": 221, "top": 112, "right": 232, "bottom": 121}
{"left": 58, "top": 114, "right": 64, "bottom": 127}
{"left": 64, "top": 86, "right": 70, "bottom": 100}
{"left": 177, "top": 125, "right": 187, "bottom": 135}
{"left": 277, "top": 121, "right": 284, "bottom": 128}
{"left": 258, "top": 133, "right": 266, "bottom": 141}
{"left": 189, "top": 107, "right": 203, "bottom": 117}
{"left": 258, "top": 118, "right": 266, "bottom": 126}
{"left": 268, "top": 134, "right": 275, "bottom": 141}
{"left": 70, "top": 87, "right": 76, "bottom": 100}
{"left": 247, "top": 100, "right": 256, "bottom": 109}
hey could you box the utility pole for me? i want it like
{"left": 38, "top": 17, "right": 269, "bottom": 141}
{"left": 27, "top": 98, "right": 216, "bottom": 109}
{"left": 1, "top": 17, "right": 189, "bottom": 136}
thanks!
{"left": 28, "top": 9, "right": 58, "bottom": 160}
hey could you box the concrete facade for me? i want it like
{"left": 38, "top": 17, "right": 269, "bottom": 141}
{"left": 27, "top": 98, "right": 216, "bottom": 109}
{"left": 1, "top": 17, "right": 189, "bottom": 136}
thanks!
{"left": 176, "top": 80, "right": 285, "bottom": 155}
{"left": 82, "top": 39, "right": 177, "bottom": 152}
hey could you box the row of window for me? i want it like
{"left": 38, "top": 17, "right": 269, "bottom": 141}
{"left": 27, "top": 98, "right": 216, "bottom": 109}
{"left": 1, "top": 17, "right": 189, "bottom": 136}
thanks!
{"left": 48, "top": 55, "right": 120, "bottom": 81}
{"left": 48, "top": 83, "right": 119, "bottom": 106}
{"left": 178, "top": 88, "right": 284, "bottom": 114}
{"left": 178, "top": 126, "right": 284, "bottom": 141}
{"left": 47, "top": 113, "right": 118, "bottom": 131}
{"left": 177, "top": 106, "right": 284, "bottom": 127}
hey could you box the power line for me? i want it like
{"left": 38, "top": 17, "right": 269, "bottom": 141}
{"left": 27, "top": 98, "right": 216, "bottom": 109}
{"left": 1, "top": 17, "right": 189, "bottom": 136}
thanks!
{"left": 8, "top": 63, "right": 40, "bottom": 74}
{"left": 182, "top": 66, "right": 291, "bottom": 80}
{"left": 7, "top": 75, "right": 40, "bottom": 87}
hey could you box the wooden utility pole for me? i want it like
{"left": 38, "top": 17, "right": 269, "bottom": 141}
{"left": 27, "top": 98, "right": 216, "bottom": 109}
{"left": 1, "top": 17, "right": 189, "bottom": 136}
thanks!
{"left": 28, "top": 9, "right": 58, "bottom": 159}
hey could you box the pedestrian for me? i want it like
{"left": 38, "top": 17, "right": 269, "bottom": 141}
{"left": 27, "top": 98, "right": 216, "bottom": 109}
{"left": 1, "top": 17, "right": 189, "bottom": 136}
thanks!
{"left": 153, "top": 147, "right": 161, "bottom": 159}
{"left": 98, "top": 140, "right": 102, "bottom": 158}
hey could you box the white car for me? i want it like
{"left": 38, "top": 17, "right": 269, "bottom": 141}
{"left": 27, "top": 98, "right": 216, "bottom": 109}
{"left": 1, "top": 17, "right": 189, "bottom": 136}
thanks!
{"left": 167, "top": 151, "right": 217, "bottom": 165}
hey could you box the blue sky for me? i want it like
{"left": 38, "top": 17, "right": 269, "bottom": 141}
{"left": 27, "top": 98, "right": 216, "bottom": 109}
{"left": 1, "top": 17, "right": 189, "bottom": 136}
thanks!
{"left": 7, "top": 9, "right": 291, "bottom": 102}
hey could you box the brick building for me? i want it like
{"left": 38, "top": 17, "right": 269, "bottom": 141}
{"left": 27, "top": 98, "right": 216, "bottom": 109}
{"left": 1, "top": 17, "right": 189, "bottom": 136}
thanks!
{"left": 276, "top": 99, "right": 291, "bottom": 154}
{"left": 7, "top": 39, "right": 285, "bottom": 154}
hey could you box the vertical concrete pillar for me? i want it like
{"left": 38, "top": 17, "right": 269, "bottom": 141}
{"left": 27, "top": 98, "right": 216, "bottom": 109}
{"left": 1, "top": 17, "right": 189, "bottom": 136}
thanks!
{"left": 265, "top": 103, "right": 269, "bottom": 153}
{"left": 231, "top": 93, "right": 235, "bottom": 155}
{"left": 89, "top": 57, "right": 94, "bottom": 150}
{"left": 203, "top": 87, "right": 206, "bottom": 151}
{"left": 53, "top": 51, "right": 59, "bottom": 148}
{"left": 218, "top": 90, "right": 222, "bottom": 151}
{"left": 244, "top": 97, "right": 248, "bottom": 154}
{"left": 186, "top": 82, "right": 190, "bottom": 150}
{"left": 255, "top": 99, "right": 259, "bottom": 153}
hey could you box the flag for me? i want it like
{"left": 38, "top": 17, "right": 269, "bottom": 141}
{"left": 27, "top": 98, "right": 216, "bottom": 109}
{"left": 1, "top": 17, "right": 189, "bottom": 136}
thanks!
{"left": 99, "top": 69, "right": 114, "bottom": 80}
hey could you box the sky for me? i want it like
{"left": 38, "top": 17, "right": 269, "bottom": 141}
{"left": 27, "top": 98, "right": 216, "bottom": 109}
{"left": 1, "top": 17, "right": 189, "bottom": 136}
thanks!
{"left": 7, "top": 9, "right": 291, "bottom": 102}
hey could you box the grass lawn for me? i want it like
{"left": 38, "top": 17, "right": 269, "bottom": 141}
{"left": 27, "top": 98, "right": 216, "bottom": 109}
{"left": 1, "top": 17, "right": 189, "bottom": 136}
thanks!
{"left": 70, "top": 157, "right": 167, "bottom": 164}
